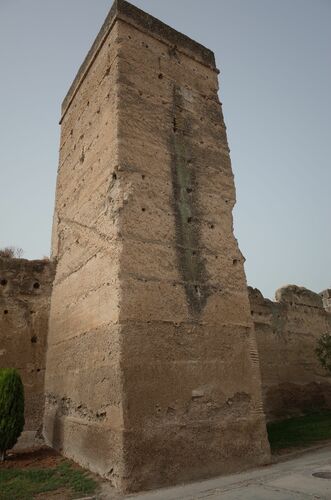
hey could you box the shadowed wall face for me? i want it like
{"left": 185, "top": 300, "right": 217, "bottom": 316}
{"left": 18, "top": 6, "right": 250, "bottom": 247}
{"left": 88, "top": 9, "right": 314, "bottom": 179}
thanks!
{"left": 43, "top": 17, "right": 124, "bottom": 484}
{"left": 250, "top": 286, "right": 331, "bottom": 421}
{"left": 0, "top": 258, "right": 54, "bottom": 447}
{"left": 44, "top": 0, "right": 270, "bottom": 492}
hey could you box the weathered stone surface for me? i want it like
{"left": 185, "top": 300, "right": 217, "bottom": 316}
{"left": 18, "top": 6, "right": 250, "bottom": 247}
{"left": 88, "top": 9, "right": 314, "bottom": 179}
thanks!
{"left": 249, "top": 285, "right": 331, "bottom": 421}
{"left": 320, "top": 289, "right": 331, "bottom": 312}
{"left": 44, "top": 0, "right": 270, "bottom": 492}
{"left": 44, "top": 20, "right": 123, "bottom": 481}
{"left": 0, "top": 257, "right": 55, "bottom": 446}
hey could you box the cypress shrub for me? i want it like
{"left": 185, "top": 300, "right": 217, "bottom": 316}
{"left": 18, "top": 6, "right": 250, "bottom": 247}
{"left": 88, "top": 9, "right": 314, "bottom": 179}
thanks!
{"left": 316, "top": 333, "right": 331, "bottom": 373}
{"left": 0, "top": 368, "right": 25, "bottom": 461}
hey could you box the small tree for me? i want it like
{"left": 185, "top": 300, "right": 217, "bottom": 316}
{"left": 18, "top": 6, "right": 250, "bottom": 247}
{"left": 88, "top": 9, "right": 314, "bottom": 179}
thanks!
{"left": 316, "top": 333, "right": 331, "bottom": 374}
{"left": 0, "top": 247, "right": 23, "bottom": 259}
{"left": 0, "top": 369, "right": 25, "bottom": 461}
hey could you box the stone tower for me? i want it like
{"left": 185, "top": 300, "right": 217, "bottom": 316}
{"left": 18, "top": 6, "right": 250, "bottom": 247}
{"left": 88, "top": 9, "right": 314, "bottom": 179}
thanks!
{"left": 44, "top": 0, "right": 270, "bottom": 492}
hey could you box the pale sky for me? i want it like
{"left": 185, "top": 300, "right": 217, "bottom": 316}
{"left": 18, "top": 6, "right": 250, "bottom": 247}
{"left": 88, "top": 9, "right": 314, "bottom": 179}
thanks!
{"left": 0, "top": 0, "right": 330, "bottom": 299}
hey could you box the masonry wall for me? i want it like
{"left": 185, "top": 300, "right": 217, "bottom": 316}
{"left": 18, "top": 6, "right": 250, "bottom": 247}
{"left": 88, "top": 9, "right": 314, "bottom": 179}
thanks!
{"left": 44, "top": 0, "right": 270, "bottom": 492}
{"left": 249, "top": 286, "right": 331, "bottom": 421}
{"left": 0, "top": 257, "right": 54, "bottom": 446}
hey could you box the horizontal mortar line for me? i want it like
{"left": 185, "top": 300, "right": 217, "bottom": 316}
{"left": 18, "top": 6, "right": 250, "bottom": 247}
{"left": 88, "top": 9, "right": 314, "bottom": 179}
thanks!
{"left": 119, "top": 271, "right": 235, "bottom": 290}
{"left": 171, "top": 124, "right": 228, "bottom": 142}
{"left": 154, "top": 190, "right": 234, "bottom": 209}
{"left": 124, "top": 416, "right": 260, "bottom": 431}
{"left": 54, "top": 281, "right": 118, "bottom": 310}
{"left": 57, "top": 228, "right": 122, "bottom": 254}
{"left": 58, "top": 129, "right": 117, "bottom": 173}
{"left": 59, "top": 148, "right": 232, "bottom": 192}
{"left": 117, "top": 187, "right": 234, "bottom": 210}
{"left": 119, "top": 319, "right": 251, "bottom": 328}
{"left": 173, "top": 209, "right": 231, "bottom": 225}
{"left": 119, "top": 161, "right": 234, "bottom": 181}
{"left": 59, "top": 216, "right": 118, "bottom": 240}
{"left": 118, "top": 52, "right": 219, "bottom": 97}
{"left": 57, "top": 176, "right": 115, "bottom": 214}
{"left": 54, "top": 281, "right": 118, "bottom": 305}
{"left": 96, "top": 188, "right": 234, "bottom": 219}
{"left": 47, "top": 320, "right": 251, "bottom": 339}
{"left": 48, "top": 324, "right": 120, "bottom": 347}
{"left": 117, "top": 234, "right": 234, "bottom": 256}
{"left": 121, "top": 360, "right": 249, "bottom": 368}
{"left": 118, "top": 77, "right": 221, "bottom": 114}
{"left": 66, "top": 187, "right": 117, "bottom": 216}
{"left": 121, "top": 127, "right": 230, "bottom": 156}
{"left": 179, "top": 139, "right": 231, "bottom": 155}
{"left": 115, "top": 168, "right": 234, "bottom": 196}
{"left": 54, "top": 246, "right": 120, "bottom": 285}
{"left": 59, "top": 418, "right": 124, "bottom": 432}
{"left": 54, "top": 254, "right": 99, "bottom": 287}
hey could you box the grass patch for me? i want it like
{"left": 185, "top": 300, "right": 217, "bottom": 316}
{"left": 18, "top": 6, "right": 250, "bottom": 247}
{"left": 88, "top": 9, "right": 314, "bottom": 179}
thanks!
{"left": 267, "top": 410, "right": 331, "bottom": 451}
{"left": 0, "top": 460, "right": 97, "bottom": 500}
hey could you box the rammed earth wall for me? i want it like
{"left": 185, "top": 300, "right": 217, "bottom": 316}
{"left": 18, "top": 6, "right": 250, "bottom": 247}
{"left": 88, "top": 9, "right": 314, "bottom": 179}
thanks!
{"left": 249, "top": 285, "right": 331, "bottom": 421}
{"left": 0, "top": 257, "right": 55, "bottom": 446}
{"left": 43, "top": 0, "right": 270, "bottom": 492}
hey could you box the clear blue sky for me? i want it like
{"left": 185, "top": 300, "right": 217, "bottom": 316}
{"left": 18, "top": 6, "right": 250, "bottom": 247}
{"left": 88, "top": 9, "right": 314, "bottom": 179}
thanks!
{"left": 0, "top": 0, "right": 330, "bottom": 299}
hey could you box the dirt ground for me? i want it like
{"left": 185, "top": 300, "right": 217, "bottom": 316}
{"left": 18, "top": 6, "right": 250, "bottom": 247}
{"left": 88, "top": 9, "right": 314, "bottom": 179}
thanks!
{"left": 3, "top": 447, "right": 63, "bottom": 470}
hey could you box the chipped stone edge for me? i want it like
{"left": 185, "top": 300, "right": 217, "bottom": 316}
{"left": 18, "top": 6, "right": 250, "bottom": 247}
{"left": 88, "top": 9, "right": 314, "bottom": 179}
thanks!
{"left": 60, "top": 0, "right": 217, "bottom": 123}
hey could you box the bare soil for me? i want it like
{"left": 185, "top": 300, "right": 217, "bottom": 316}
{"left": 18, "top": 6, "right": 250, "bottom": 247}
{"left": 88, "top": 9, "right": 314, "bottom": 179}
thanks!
{"left": 3, "top": 447, "right": 62, "bottom": 470}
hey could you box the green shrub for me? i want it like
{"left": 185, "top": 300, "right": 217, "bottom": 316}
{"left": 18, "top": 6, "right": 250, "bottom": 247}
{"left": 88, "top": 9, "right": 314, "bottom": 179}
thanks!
{"left": 316, "top": 333, "right": 331, "bottom": 373}
{"left": 0, "top": 369, "right": 25, "bottom": 461}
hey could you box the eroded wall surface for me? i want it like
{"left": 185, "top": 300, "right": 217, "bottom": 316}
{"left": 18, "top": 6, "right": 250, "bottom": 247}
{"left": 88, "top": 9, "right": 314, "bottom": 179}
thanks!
{"left": 115, "top": 10, "right": 270, "bottom": 492}
{"left": 44, "top": 0, "right": 270, "bottom": 492}
{"left": 0, "top": 257, "right": 54, "bottom": 444}
{"left": 43, "top": 9, "right": 123, "bottom": 482}
{"left": 320, "top": 289, "right": 331, "bottom": 313}
{"left": 249, "top": 286, "right": 331, "bottom": 421}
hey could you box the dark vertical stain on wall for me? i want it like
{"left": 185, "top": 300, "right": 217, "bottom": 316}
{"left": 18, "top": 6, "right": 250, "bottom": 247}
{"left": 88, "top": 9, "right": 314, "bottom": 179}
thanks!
{"left": 170, "top": 85, "right": 209, "bottom": 316}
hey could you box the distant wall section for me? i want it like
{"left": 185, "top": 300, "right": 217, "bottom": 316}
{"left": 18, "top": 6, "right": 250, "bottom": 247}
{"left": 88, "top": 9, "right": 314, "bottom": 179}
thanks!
{"left": 249, "top": 285, "right": 331, "bottom": 421}
{"left": 320, "top": 289, "right": 331, "bottom": 313}
{"left": 0, "top": 257, "right": 55, "bottom": 446}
